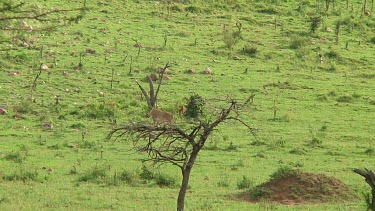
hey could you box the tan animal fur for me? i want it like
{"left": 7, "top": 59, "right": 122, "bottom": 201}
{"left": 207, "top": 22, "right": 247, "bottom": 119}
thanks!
{"left": 177, "top": 104, "right": 187, "bottom": 115}
{"left": 148, "top": 109, "right": 174, "bottom": 126}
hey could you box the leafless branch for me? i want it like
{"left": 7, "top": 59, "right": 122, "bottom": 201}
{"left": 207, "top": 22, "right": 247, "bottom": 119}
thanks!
{"left": 0, "top": 8, "right": 88, "bottom": 21}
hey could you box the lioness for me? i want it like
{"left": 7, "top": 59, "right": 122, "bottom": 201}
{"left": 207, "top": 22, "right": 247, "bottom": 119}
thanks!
{"left": 148, "top": 109, "right": 174, "bottom": 126}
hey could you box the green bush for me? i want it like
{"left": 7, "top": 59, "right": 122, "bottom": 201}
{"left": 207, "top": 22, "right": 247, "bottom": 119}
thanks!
{"left": 139, "top": 165, "right": 155, "bottom": 181}
{"left": 78, "top": 166, "right": 107, "bottom": 182}
{"left": 84, "top": 103, "right": 115, "bottom": 119}
{"left": 241, "top": 45, "right": 257, "bottom": 57}
{"left": 217, "top": 177, "right": 230, "bottom": 187}
{"left": 4, "top": 168, "right": 40, "bottom": 182}
{"left": 155, "top": 174, "right": 177, "bottom": 187}
{"left": 270, "top": 166, "right": 298, "bottom": 180}
{"left": 236, "top": 175, "right": 253, "bottom": 189}
{"left": 325, "top": 50, "right": 339, "bottom": 59}
{"left": 185, "top": 94, "right": 205, "bottom": 119}
{"left": 3, "top": 152, "right": 25, "bottom": 163}
{"left": 336, "top": 94, "right": 353, "bottom": 103}
{"left": 289, "top": 35, "right": 308, "bottom": 49}
{"left": 119, "top": 169, "right": 134, "bottom": 183}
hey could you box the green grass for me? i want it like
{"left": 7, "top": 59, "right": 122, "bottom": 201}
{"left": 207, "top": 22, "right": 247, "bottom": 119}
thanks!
{"left": 1, "top": 0, "right": 375, "bottom": 210}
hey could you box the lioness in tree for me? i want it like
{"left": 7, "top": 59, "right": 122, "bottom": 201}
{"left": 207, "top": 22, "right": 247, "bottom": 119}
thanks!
{"left": 148, "top": 109, "right": 174, "bottom": 127}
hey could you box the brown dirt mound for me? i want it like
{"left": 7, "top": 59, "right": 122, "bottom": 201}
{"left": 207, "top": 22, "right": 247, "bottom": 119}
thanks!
{"left": 235, "top": 172, "right": 356, "bottom": 205}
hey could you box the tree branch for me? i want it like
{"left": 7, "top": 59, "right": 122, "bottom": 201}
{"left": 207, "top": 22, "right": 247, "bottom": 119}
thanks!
{"left": 0, "top": 8, "right": 88, "bottom": 21}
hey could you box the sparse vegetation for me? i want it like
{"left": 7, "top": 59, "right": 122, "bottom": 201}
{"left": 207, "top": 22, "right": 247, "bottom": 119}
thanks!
{"left": 236, "top": 175, "right": 254, "bottom": 189}
{"left": 0, "top": 0, "right": 373, "bottom": 210}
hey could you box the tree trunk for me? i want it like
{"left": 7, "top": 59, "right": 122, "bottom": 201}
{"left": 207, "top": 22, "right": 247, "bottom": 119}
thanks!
{"left": 177, "top": 147, "right": 200, "bottom": 211}
{"left": 177, "top": 166, "right": 192, "bottom": 211}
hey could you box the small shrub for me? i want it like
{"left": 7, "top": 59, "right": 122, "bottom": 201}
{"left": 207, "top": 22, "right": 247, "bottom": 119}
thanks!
{"left": 204, "top": 144, "right": 220, "bottom": 151}
{"left": 185, "top": 5, "right": 201, "bottom": 13}
{"left": 316, "top": 94, "right": 328, "bottom": 102}
{"left": 352, "top": 93, "right": 361, "bottom": 99}
{"left": 223, "top": 29, "right": 236, "bottom": 49}
{"left": 170, "top": 5, "right": 182, "bottom": 12}
{"left": 231, "top": 159, "right": 244, "bottom": 170}
{"left": 139, "top": 166, "right": 155, "bottom": 181}
{"left": 155, "top": 174, "right": 177, "bottom": 187}
{"left": 336, "top": 94, "right": 353, "bottom": 103}
{"left": 119, "top": 169, "right": 134, "bottom": 183}
{"left": 310, "top": 16, "right": 322, "bottom": 33}
{"left": 289, "top": 148, "right": 307, "bottom": 155}
{"left": 364, "top": 148, "right": 374, "bottom": 155}
{"left": 4, "top": 168, "right": 40, "bottom": 182}
{"left": 185, "top": 94, "right": 205, "bottom": 119}
{"left": 320, "top": 124, "right": 328, "bottom": 131}
{"left": 225, "top": 141, "right": 238, "bottom": 151}
{"left": 328, "top": 61, "right": 338, "bottom": 72}
{"left": 309, "top": 136, "right": 323, "bottom": 146}
{"left": 250, "top": 140, "right": 266, "bottom": 146}
{"left": 252, "top": 188, "right": 271, "bottom": 199}
{"left": 3, "top": 152, "right": 25, "bottom": 163}
{"left": 369, "top": 37, "right": 375, "bottom": 44}
{"left": 78, "top": 140, "right": 96, "bottom": 149}
{"left": 327, "top": 91, "right": 337, "bottom": 97}
{"left": 289, "top": 35, "right": 308, "bottom": 49}
{"left": 258, "top": 7, "right": 278, "bottom": 14}
{"left": 236, "top": 176, "right": 253, "bottom": 189}
{"left": 241, "top": 45, "right": 257, "bottom": 57}
{"left": 6, "top": 51, "right": 31, "bottom": 63}
{"left": 14, "top": 99, "right": 33, "bottom": 114}
{"left": 84, "top": 103, "right": 114, "bottom": 119}
{"left": 217, "top": 177, "right": 230, "bottom": 187}
{"left": 325, "top": 50, "right": 339, "bottom": 59}
{"left": 69, "top": 122, "right": 85, "bottom": 129}
{"left": 78, "top": 166, "right": 107, "bottom": 182}
{"left": 270, "top": 166, "right": 298, "bottom": 181}
{"left": 47, "top": 144, "right": 60, "bottom": 150}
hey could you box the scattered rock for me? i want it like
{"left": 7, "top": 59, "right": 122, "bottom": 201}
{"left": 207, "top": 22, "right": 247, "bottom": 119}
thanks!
{"left": 86, "top": 48, "right": 96, "bottom": 54}
{"left": 233, "top": 56, "right": 241, "bottom": 60}
{"left": 0, "top": 108, "right": 7, "bottom": 115}
{"left": 148, "top": 73, "right": 159, "bottom": 81}
{"left": 8, "top": 72, "right": 20, "bottom": 76}
{"left": 41, "top": 64, "right": 49, "bottom": 70}
{"left": 42, "top": 122, "right": 53, "bottom": 129}
{"left": 159, "top": 67, "right": 170, "bottom": 73}
{"left": 187, "top": 68, "right": 196, "bottom": 74}
{"left": 14, "top": 114, "right": 23, "bottom": 119}
{"left": 163, "top": 75, "right": 171, "bottom": 80}
{"left": 203, "top": 68, "right": 212, "bottom": 74}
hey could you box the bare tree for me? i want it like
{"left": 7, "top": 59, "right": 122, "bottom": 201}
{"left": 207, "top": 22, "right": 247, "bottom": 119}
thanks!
{"left": 0, "top": 1, "right": 88, "bottom": 43}
{"left": 133, "top": 62, "right": 170, "bottom": 110}
{"left": 107, "top": 99, "right": 258, "bottom": 211}
{"left": 354, "top": 168, "right": 375, "bottom": 210}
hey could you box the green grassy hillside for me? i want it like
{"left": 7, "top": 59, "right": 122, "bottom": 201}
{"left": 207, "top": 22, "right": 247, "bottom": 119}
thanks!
{"left": 1, "top": 0, "right": 375, "bottom": 210}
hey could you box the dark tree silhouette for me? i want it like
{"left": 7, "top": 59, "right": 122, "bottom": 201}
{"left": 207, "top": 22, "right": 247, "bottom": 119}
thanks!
{"left": 354, "top": 168, "right": 375, "bottom": 211}
{"left": 107, "top": 99, "right": 258, "bottom": 211}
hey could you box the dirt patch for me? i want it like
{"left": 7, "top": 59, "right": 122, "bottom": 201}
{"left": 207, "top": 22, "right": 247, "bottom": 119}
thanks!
{"left": 235, "top": 172, "right": 356, "bottom": 205}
